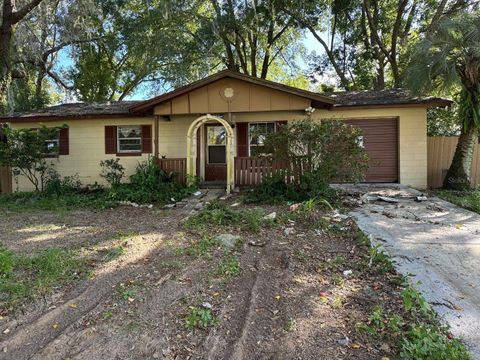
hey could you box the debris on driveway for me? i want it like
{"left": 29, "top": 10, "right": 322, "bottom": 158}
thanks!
{"left": 340, "top": 184, "right": 480, "bottom": 359}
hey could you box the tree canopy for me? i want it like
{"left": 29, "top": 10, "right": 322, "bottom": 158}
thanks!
{"left": 0, "top": 0, "right": 478, "bottom": 113}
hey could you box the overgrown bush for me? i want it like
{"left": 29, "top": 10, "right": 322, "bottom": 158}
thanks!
{"left": 246, "top": 118, "right": 369, "bottom": 203}
{"left": 100, "top": 158, "right": 125, "bottom": 187}
{"left": 185, "top": 200, "right": 268, "bottom": 233}
{"left": 107, "top": 157, "right": 195, "bottom": 204}
{"left": 44, "top": 169, "right": 82, "bottom": 195}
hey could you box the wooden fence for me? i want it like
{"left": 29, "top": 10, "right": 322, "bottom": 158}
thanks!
{"left": 0, "top": 166, "right": 12, "bottom": 194}
{"left": 427, "top": 136, "right": 480, "bottom": 188}
{"left": 157, "top": 158, "right": 187, "bottom": 184}
{"left": 234, "top": 157, "right": 297, "bottom": 187}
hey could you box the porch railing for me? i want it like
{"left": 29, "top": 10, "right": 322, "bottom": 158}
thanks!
{"left": 156, "top": 158, "right": 187, "bottom": 184}
{"left": 234, "top": 157, "right": 290, "bottom": 187}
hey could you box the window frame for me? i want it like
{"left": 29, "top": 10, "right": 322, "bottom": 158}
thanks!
{"left": 37, "top": 128, "right": 60, "bottom": 158}
{"left": 117, "top": 125, "right": 142, "bottom": 154}
{"left": 248, "top": 122, "right": 276, "bottom": 157}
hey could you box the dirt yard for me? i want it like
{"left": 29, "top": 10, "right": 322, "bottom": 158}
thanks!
{"left": 0, "top": 194, "right": 458, "bottom": 359}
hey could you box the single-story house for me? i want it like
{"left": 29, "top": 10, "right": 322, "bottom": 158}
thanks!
{"left": 0, "top": 70, "right": 451, "bottom": 193}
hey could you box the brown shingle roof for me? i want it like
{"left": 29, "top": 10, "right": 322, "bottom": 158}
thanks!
{"left": 0, "top": 81, "right": 452, "bottom": 122}
{"left": 329, "top": 89, "right": 451, "bottom": 108}
{"left": 0, "top": 101, "right": 143, "bottom": 122}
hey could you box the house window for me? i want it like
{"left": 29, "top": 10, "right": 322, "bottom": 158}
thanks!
{"left": 249, "top": 122, "right": 275, "bottom": 156}
{"left": 44, "top": 138, "right": 59, "bottom": 156}
{"left": 38, "top": 128, "right": 59, "bottom": 157}
{"left": 207, "top": 126, "right": 226, "bottom": 164}
{"left": 117, "top": 126, "right": 142, "bottom": 153}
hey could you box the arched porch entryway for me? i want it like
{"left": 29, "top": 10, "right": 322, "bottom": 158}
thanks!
{"left": 186, "top": 114, "right": 235, "bottom": 193}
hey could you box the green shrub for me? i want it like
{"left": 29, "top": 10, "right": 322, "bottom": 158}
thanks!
{"left": 245, "top": 119, "right": 368, "bottom": 204}
{"left": 44, "top": 170, "right": 82, "bottom": 195}
{"left": 185, "top": 306, "right": 218, "bottom": 330}
{"left": 106, "top": 157, "right": 195, "bottom": 204}
{"left": 185, "top": 201, "right": 266, "bottom": 233}
{"left": 100, "top": 158, "right": 125, "bottom": 187}
{"left": 400, "top": 325, "right": 470, "bottom": 360}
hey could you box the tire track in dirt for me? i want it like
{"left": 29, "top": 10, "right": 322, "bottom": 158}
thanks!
{"left": 204, "top": 234, "right": 290, "bottom": 360}
{"left": 0, "top": 250, "right": 160, "bottom": 359}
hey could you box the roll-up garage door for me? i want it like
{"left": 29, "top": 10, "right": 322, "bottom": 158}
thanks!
{"left": 344, "top": 118, "right": 399, "bottom": 183}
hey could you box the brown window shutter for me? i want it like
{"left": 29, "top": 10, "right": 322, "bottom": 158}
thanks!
{"left": 141, "top": 125, "right": 152, "bottom": 153}
{"left": 105, "top": 126, "right": 117, "bottom": 154}
{"left": 236, "top": 122, "right": 248, "bottom": 157}
{"left": 58, "top": 128, "right": 69, "bottom": 155}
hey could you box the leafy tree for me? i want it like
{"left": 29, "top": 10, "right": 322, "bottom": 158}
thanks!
{"left": 290, "top": 0, "right": 474, "bottom": 90}
{"left": 0, "top": 125, "right": 66, "bottom": 191}
{"left": 0, "top": 0, "right": 46, "bottom": 114}
{"left": 407, "top": 13, "right": 480, "bottom": 189}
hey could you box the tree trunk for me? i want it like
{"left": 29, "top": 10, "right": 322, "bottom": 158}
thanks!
{"left": 443, "top": 125, "right": 477, "bottom": 190}
{"left": 0, "top": 1, "right": 15, "bottom": 114}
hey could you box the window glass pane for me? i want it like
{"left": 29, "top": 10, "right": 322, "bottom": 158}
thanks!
{"left": 208, "top": 145, "right": 226, "bottom": 163}
{"left": 44, "top": 139, "right": 59, "bottom": 155}
{"left": 249, "top": 122, "right": 275, "bottom": 145}
{"left": 118, "top": 126, "right": 142, "bottom": 152}
{"left": 118, "top": 126, "right": 141, "bottom": 139}
{"left": 207, "top": 126, "right": 226, "bottom": 145}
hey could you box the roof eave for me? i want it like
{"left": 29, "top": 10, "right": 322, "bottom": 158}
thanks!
{"left": 0, "top": 112, "right": 146, "bottom": 123}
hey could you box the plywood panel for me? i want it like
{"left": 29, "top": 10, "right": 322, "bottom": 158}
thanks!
{"left": 189, "top": 88, "right": 209, "bottom": 113}
{"left": 270, "top": 91, "right": 291, "bottom": 110}
{"left": 171, "top": 94, "right": 189, "bottom": 114}
{"left": 250, "top": 86, "right": 271, "bottom": 111}
{"left": 154, "top": 102, "right": 171, "bottom": 115}
{"left": 289, "top": 94, "right": 310, "bottom": 110}
{"left": 207, "top": 81, "right": 229, "bottom": 113}
{"left": 228, "top": 80, "right": 251, "bottom": 112}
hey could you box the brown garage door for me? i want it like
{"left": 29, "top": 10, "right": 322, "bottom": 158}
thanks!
{"left": 344, "top": 118, "right": 399, "bottom": 183}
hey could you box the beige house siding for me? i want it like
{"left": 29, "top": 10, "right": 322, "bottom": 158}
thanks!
{"left": 11, "top": 117, "right": 155, "bottom": 192}
{"left": 9, "top": 106, "right": 427, "bottom": 192}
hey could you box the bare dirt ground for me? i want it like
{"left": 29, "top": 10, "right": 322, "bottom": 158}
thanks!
{"left": 0, "top": 196, "right": 405, "bottom": 360}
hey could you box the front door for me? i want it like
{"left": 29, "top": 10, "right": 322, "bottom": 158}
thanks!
{"left": 204, "top": 124, "right": 227, "bottom": 182}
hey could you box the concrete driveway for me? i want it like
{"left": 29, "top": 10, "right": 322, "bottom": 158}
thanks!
{"left": 339, "top": 184, "right": 480, "bottom": 359}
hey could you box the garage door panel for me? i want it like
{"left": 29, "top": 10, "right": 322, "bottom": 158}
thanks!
{"left": 344, "top": 118, "right": 398, "bottom": 183}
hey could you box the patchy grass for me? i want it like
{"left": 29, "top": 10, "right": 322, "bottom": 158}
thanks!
{"left": 116, "top": 283, "right": 137, "bottom": 302}
{"left": 0, "top": 191, "right": 116, "bottom": 213}
{"left": 216, "top": 254, "right": 240, "bottom": 280}
{"left": 354, "top": 231, "right": 470, "bottom": 359}
{"left": 433, "top": 189, "right": 480, "bottom": 214}
{"left": 184, "top": 306, "right": 218, "bottom": 330}
{"left": 184, "top": 200, "right": 270, "bottom": 233}
{"left": 184, "top": 236, "right": 219, "bottom": 258}
{"left": 0, "top": 245, "right": 88, "bottom": 310}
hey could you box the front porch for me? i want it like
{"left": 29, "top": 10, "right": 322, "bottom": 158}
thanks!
{"left": 155, "top": 113, "right": 294, "bottom": 192}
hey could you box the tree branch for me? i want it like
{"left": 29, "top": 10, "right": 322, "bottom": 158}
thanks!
{"left": 12, "top": 0, "right": 44, "bottom": 24}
